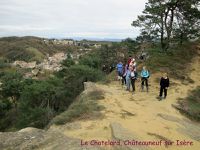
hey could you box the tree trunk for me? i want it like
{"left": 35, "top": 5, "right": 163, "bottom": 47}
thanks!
{"left": 164, "top": 8, "right": 170, "bottom": 51}
{"left": 161, "top": 14, "right": 165, "bottom": 50}
{"left": 164, "top": 7, "right": 175, "bottom": 51}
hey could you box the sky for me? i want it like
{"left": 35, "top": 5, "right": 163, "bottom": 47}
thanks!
{"left": 0, "top": 0, "right": 147, "bottom": 39}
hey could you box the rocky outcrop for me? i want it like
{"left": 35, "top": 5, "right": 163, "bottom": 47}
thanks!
{"left": 110, "top": 122, "right": 149, "bottom": 150}
{"left": 0, "top": 127, "right": 103, "bottom": 150}
{"left": 37, "top": 52, "right": 67, "bottom": 71}
{"left": 157, "top": 113, "right": 200, "bottom": 141}
{"left": 13, "top": 52, "right": 68, "bottom": 78}
{"left": 84, "top": 82, "right": 96, "bottom": 91}
{"left": 13, "top": 52, "right": 67, "bottom": 72}
{"left": 13, "top": 61, "right": 37, "bottom": 69}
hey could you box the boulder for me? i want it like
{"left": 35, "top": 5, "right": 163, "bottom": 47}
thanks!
{"left": 84, "top": 82, "right": 96, "bottom": 91}
{"left": 157, "top": 113, "right": 200, "bottom": 141}
{"left": 0, "top": 127, "right": 103, "bottom": 150}
{"left": 110, "top": 122, "right": 149, "bottom": 150}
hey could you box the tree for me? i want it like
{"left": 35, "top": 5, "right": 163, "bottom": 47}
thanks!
{"left": 132, "top": 0, "right": 200, "bottom": 50}
{"left": 132, "top": 0, "right": 167, "bottom": 49}
{"left": 79, "top": 52, "right": 101, "bottom": 69}
{"left": 17, "top": 78, "right": 67, "bottom": 128}
{"left": 0, "top": 72, "right": 23, "bottom": 107}
{"left": 174, "top": 0, "right": 200, "bottom": 44}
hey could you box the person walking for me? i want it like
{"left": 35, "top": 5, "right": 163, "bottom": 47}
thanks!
{"left": 116, "top": 61, "right": 123, "bottom": 81}
{"left": 129, "top": 58, "right": 137, "bottom": 71}
{"left": 126, "top": 66, "right": 131, "bottom": 91}
{"left": 122, "top": 63, "right": 128, "bottom": 86}
{"left": 159, "top": 73, "right": 170, "bottom": 100}
{"left": 127, "top": 55, "right": 132, "bottom": 67}
{"left": 140, "top": 66, "right": 150, "bottom": 92}
{"left": 130, "top": 66, "right": 136, "bottom": 95}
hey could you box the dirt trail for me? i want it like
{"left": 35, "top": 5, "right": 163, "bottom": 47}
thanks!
{"left": 51, "top": 49, "right": 200, "bottom": 150}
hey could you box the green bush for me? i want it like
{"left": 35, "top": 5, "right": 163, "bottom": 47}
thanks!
{"left": 145, "top": 42, "right": 197, "bottom": 79}
{"left": 17, "top": 77, "right": 69, "bottom": 128}
{"left": 68, "top": 65, "right": 105, "bottom": 82}
{"left": 61, "top": 58, "right": 75, "bottom": 67}
{"left": 0, "top": 72, "right": 23, "bottom": 101}
{"left": 79, "top": 53, "right": 101, "bottom": 69}
{"left": 51, "top": 89, "right": 105, "bottom": 125}
{"left": 0, "top": 99, "right": 12, "bottom": 117}
{"left": 177, "top": 86, "right": 200, "bottom": 121}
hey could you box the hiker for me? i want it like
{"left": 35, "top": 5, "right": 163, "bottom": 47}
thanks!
{"left": 116, "top": 61, "right": 123, "bottom": 81}
{"left": 122, "top": 63, "right": 128, "bottom": 86}
{"left": 140, "top": 66, "right": 150, "bottom": 92}
{"left": 127, "top": 55, "right": 133, "bottom": 67}
{"left": 129, "top": 58, "right": 138, "bottom": 79}
{"left": 159, "top": 73, "right": 170, "bottom": 100}
{"left": 126, "top": 66, "right": 131, "bottom": 91}
{"left": 129, "top": 58, "right": 137, "bottom": 71}
{"left": 130, "top": 66, "right": 137, "bottom": 95}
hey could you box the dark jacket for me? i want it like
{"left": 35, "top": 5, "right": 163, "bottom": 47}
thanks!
{"left": 160, "top": 77, "right": 169, "bottom": 87}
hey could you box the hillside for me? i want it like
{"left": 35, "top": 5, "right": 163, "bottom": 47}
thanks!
{"left": 0, "top": 36, "right": 77, "bottom": 62}
{"left": 0, "top": 43, "right": 200, "bottom": 150}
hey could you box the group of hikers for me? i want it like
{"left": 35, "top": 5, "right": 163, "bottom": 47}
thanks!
{"left": 116, "top": 56, "right": 170, "bottom": 100}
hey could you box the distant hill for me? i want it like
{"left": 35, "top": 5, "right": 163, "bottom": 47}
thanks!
{"left": 0, "top": 36, "right": 74, "bottom": 62}
{"left": 71, "top": 37, "right": 123, "bottom": 42}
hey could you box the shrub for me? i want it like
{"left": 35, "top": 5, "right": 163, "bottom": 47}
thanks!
{"left": 79, "top": 53, "right": 101, "bottom": 69}
{"left": 51, "top": 89, "right": 105, "bottom": 125}
{"left": 61, "top": 58, "right": 75, "bottom": 68}
{"left": 176, "top": 86, "right": 200, "bottom": 121}
{"left": 17, "top": 77, "right": 69, "bottom": 128}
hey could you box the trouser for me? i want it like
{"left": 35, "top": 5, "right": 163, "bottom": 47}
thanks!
{"left": 131, "top": 78, "right": 136, "bottom": 92}
{"left": 159, "top": 86, "right": 167, "bottom": 97}
{"left": 141, "top": 77, "right": 148, "bottom": 91}
{"left": 126, "top": 77, "right": 131, "bottom": 90}
{"left": 117, "top": 71, "right": 122, "bottom": 80}
{"left": 122, "top": 76, "right": 126, "bottom": 85}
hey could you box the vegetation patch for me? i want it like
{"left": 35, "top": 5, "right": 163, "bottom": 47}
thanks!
{"left": 175, "top": 86, "right": 200, "bottom": 121}
{"left": 26, "top": 47, "right": 45, "bottom": 62}
{"left": 144, "top": 42, "right": 198, "bottom": 80}
{"left": 50, "top": 89, "right": 105, "bottom": 125}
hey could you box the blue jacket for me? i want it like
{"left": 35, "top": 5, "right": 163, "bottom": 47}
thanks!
{"left": 116, "top": 63, "right": 123, "bottom": 73}
{"left": 141, "top": 69, "right": 150, "bottom": 78}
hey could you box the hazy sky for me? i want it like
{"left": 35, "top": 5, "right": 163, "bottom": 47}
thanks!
{"left": 0, "top": 0, "right": 147, "bottom": 39}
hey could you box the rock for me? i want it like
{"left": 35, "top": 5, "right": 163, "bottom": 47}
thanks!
{"left": 147, "top": 132, "right": 173, "bottom": 148}
{"left": 110, "top": 122, "right": 149, "bottom": 150}
{"left": 49, "top": 122, "right": 82, "bottom": 132}
{"left": 177, "top": 119, "right": 200, "bottom": 141}
{"left": 13, "top": 61, "right": 36, "bottom": 69}
{"left": 32, "top": 69, "right": 40, "bottom": 76}
{"left": 121, "top": 110, "right": 136, "bottom": 116}
{"left": 24, "top": 72, "right": 33, "bottom": 78}
{"left": 157, "top": 113, "right": 200, "bottom": 141}
{"left": 121, "top": 110, "right": 136, "bottom": 119}
{"left": 110, "top": 122, "right": 137, "bottom": 140}
{"left": 157, "top": 113, "right": 181, "bottom": 123}
{"left": 28, "top": 61, "right": 37, "bottom": 69}
{"left": 84, "top": 82, "right": 96, "bottom": 91}
{"left": 64, "top": 122, "right": 82, "bottom": 130}
{"left": 0, "top": 127, "right": 103, "bottom": 150}
{"left": 177, "top": 126, "right": 200, "bottom": 141}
